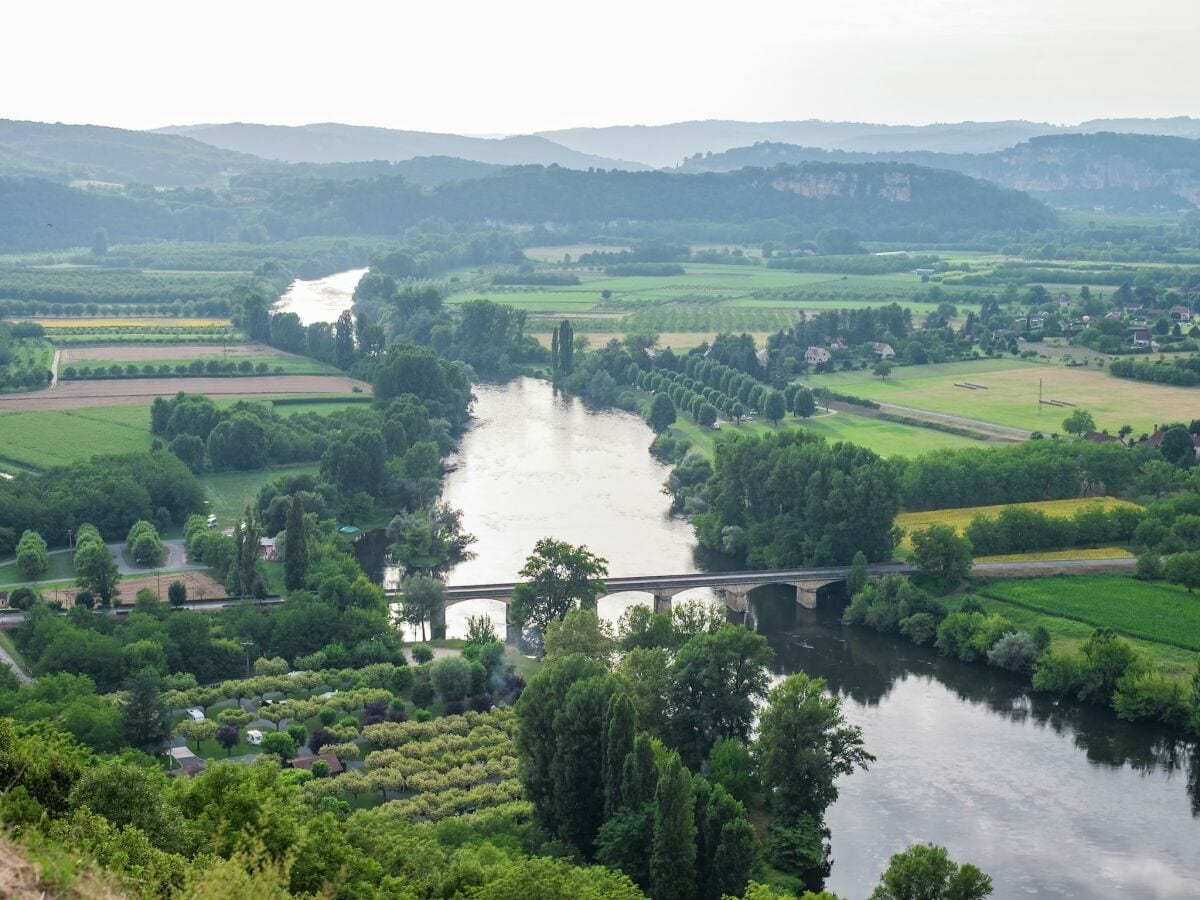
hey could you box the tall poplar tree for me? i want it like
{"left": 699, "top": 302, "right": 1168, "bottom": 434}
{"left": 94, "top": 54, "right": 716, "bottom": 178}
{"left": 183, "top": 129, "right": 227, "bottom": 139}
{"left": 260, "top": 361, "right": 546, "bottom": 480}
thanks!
{"left": 604, "top": 691, "right": 636, "bottom": 818}
{"left": 650, "top": 753, "right": 696, "bottom": 900}
{"left": 283, "top": 496, "right": 309, "bottom": 591}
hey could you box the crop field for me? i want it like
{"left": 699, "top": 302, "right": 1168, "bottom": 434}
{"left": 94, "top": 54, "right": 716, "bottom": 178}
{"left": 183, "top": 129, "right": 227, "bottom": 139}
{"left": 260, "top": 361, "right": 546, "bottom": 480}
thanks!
{"left": 804, "top": 358, "right": 1194, "bottom": 435}
{"left": 0, "top": 404, "right": 152, "bottom": 471}
{"left": 0, "top": 375, "right": 369, "bottom": 412}
{"left": 59, "top": 342, "right": 277, "bottom": 363}
{"left": 62, "top": 354, "right": 340, "bottom": 378}
{"left": 669, "top": 407, "right": 984, "bottom": 461}
{"left": 0, "top": 267, "right": 255, "bottom": 304}
{"left": 894, "top": 497, "right": 1142, "bottom": 546}
{"left": 453, "top": 262, "right": 968, "bottom": 333}
{"left": 978, "top": 575, "right": 1200, "bottom": 655}
{"left": 30, "top": 318, "right": 233, "bottom": 329}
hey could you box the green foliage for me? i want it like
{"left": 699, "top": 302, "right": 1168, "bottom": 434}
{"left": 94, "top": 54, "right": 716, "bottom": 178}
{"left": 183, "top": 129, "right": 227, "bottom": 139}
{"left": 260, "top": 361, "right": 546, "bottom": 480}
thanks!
{"left": 911, "top": 524, "right": 973, "bottom": 590}
{"left": 510, "top": 538, "right": 609, "bottom": 645}
{"left": 707, "top": 737, "right": 756, "bottom": 807}
{"left": 869, "top": 843, "right": 993, "bottom": 900}
{"left": 544, "top": 608, "right": 616, "bottom": 666}
{"left": 604, "top": 692, "right": 636, "bottom": 819}
{"left": 551, "top": 676, "right": 616, "bottom": 857}
{"left": 282, "top": 495, "right": 309, "bottom": 591}
{"left": 15, "top": 530, "right": 48, "bottom": 579}
{"left": 648, "top": 392, "right": 677, "bottom": 433}
{"left": 429, "top": 656, "right": 473, "bottom": 703}
{"left": 650, "top": 753, "right": 696, "bottom": 900}
{"left": 668, "top": 625, "right": 774, "bottom": 766}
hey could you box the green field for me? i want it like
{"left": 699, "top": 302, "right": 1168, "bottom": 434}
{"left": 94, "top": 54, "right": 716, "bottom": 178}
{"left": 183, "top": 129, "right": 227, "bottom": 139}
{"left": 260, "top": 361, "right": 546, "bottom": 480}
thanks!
{"left": 952, "top": 577, "right": 1200, "bottom": 679}
{"left": 272, "top": 398, "right": 373, "bottom": 416}
{"left": 201, "top": 463, "right": 320, "bottom": 526}
{"left": 0, "top": 404, "right": 153, "bottom": 471}
{"left": 804, "top": 357, "right": 1194, "bottom": 435}
{"left": 454, "top": 262, "right": 975, "bottom": 335}
{"left": 0, "top": 550, "right": 75, "bottom": 587}
{"left": 980, "top": 575, "right": 1200, "bottom": 654}
{"left": 668, "top": 407, "right": 984, "bottom": 460}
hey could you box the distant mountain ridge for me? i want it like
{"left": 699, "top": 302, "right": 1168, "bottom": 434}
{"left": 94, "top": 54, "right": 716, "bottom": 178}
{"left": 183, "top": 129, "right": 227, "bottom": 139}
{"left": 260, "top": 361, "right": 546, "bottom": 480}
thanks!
{"left": 675, "top": 132, "right": 1200, "bottom": 210}
{"left": 154, "top": 122, "right": 649, "bottom": 171}
{"left": 537, "top": 117, "right": 1200, "bottom": 168}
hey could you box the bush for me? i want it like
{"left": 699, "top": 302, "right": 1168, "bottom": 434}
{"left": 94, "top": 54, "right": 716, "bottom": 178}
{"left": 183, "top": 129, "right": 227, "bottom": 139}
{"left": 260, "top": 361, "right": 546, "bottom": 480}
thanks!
{"left": 1135, "top": 552, "right": 1164, "bottom": 581}
{"left": 411, "top": 644, "right": 434, "bottom": 664}
{"left": 986, "top": 632, "right": 1039, "bottom": 673}
{"left": 411, "top": 679, "right": 435, "bottom": 708}
{"left": 429, "top": 656, "right": 473, "bottom": 702}
{"left": 1112, "top": 671, "right": 1191, "bottom": 728}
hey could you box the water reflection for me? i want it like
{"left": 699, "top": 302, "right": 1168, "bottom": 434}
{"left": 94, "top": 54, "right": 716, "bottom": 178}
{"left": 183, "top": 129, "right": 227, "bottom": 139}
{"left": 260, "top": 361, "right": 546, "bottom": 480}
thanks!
{"left": 749, "top": 586, "right": 1200, "bottom": 899}
{"left": 274, "top": 268, "right": 366, "bottom": 325}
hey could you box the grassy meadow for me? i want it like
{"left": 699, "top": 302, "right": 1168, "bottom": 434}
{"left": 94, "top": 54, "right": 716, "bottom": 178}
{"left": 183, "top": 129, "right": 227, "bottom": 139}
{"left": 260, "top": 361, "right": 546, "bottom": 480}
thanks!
{"left": 200, "top": 463, "right": 320, "bottom": 526}
{"left": 0, "top": 404, "right": 153, "bottom": 470}
{"left": 804, "top": 358, "right": 1194, "bottom": 435}
{"left": 895, "top": 497, "right": 1142, "bottom": 546}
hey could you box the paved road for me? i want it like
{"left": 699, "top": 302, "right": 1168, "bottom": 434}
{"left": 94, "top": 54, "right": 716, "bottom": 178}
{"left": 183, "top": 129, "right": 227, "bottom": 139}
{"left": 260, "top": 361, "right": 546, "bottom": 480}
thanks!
{"left": 0, "top": 539, "right": 202, "bottom": 588}
{"left": 48, "top": 350, "right": 61, "bottom": 387}
{"left": 0, "top": 643, "right": 31, "bottom": 684}
{"left": 869, "top": 400, "right": 1032, "bottom": 439}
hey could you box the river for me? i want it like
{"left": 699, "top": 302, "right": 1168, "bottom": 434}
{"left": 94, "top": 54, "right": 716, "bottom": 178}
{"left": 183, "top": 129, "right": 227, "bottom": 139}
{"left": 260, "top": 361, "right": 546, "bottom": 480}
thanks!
{"left": 378, "top": 377, "right": 1200, "bottom": 898}
{"left": 274, "top": 268, "right": 367, "bottom": 325}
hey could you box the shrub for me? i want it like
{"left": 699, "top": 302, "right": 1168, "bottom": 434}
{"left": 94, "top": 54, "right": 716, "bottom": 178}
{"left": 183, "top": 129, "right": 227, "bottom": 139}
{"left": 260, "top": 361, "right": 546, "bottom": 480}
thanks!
{"left": 986, "top": 632, "right": 1039, "bottom": 673}
{"left": 411, "top": 679, "right": 435, "bottom": 708}
{"left": 411, "top": 644, "right": 434, "bottom": 664}
{"left": 1112, "top": 671, "right": 1191, "bottom": 728}
{"left": 429, "top": 656, "right": 473, "bottom": 702}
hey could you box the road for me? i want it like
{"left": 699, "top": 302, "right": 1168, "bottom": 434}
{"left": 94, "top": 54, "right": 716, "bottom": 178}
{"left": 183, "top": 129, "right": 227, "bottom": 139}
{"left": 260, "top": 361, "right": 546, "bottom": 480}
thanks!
{"left": 0, "top": 539, "right": 202, "bottom": 588}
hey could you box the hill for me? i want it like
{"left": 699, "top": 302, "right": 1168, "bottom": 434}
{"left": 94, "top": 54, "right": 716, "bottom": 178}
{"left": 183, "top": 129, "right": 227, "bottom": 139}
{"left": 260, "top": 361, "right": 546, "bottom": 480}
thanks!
{"left": 0, "top": 118, "right": 267, "bottom": 187}
{"left": 156, "top": 122, "right": 649, "bottom": 171}
{"left": 0, "top": 161, "right": 1055, "bottom": 251}
{"left": 538, "top": 117, "right": 1200, "bottom": 168}
{"left": 676, "top": 133, "right": 1200, "bottom": 210}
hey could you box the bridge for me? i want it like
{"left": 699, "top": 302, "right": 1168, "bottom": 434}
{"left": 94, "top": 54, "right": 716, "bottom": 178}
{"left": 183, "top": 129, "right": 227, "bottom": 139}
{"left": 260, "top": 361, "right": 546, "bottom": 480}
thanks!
{"left": 387, "top": 557, "right": 1137, "bottom": 641}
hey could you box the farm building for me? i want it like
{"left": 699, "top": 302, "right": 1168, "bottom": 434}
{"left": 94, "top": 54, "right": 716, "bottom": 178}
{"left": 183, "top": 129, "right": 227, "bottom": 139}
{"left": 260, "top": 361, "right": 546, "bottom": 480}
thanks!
{"left": 872, "top": 342, "right": 896, "bottom": 359}
{"left": 805, "top": 346, "right": 832, "bottom": 365}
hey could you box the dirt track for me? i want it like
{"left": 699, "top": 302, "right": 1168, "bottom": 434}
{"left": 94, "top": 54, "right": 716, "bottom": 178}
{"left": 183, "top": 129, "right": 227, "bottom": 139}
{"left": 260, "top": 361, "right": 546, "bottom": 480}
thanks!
{"left": 0, "top": 376, "right": 371, "bottom": 411}
{"left": 59, "top": 343, "right": 283, "bottom": 363}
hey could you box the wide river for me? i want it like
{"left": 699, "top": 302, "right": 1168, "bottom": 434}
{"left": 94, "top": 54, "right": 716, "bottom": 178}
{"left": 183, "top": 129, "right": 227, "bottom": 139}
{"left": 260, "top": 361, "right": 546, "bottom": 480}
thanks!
{"left": 382, "top": 377, "right": 1200, "bottom": 898}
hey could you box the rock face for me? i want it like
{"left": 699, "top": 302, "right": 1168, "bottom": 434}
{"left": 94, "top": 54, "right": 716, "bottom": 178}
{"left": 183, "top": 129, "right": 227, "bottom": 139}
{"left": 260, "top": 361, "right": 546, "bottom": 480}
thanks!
{"left": 772, "top": 170, "right": 912, "bottom": 202}
{"left": 682, "top": 133, "right": 1200, "bottom": 209}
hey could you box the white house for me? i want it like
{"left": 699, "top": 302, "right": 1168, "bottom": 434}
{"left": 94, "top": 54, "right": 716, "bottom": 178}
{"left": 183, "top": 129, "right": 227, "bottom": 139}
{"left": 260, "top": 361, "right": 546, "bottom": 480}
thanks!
{"left": 804, "top": 346, "right": 832, "bottom": 365}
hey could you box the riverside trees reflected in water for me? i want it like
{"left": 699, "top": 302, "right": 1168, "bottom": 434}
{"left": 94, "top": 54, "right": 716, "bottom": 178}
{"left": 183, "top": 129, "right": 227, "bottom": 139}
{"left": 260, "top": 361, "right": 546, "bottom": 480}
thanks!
{"left": 363, "top": 377, "right": 1199, "bottom": 899}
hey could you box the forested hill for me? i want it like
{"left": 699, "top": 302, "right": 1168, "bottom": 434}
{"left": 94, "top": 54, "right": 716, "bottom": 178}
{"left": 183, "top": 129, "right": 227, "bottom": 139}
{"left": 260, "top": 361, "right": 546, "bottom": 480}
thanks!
{"left": 156, "top": 122, "right": 649, "bottom": 171}
{"left": 0, "top": 161, "right": 1055, "bottom": 251}
{"left": 678, "top": 133, "right": 1200, "bottom": 210}
{"left": 0, "top": 118, "right": 267, "bottom": 187}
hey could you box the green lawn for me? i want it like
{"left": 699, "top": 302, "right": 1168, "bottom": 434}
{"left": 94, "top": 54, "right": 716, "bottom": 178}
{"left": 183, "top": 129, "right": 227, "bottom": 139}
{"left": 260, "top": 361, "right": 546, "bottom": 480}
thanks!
{"left": 272, "top": 398, "right": 373, "bottom": 416}
{"left": 804, "top": 357, "right": 1193, "bottom": 435}
{"left": 201, "top": 463, "right": 320, "bottom": 526}
{"left": 0, "top": 404, "right": 153, "bottom": 471}
{"left": 977, "top": 575, "right": 1200, "bottom": 654}
{"left": 0, "top": 551, "right": 75, "bottom": 587}
{"left": 668, "top": 407, "right": 985, "bottom": 460}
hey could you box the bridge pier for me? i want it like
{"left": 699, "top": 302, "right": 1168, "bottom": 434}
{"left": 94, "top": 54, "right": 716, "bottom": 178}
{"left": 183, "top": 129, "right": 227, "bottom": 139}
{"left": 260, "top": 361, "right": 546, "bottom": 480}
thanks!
{"left": 504, "top": 604, "right": 521, "bottom": 645}
{"left": 795, "top": 584, "right": 819, "bottom": 610}
{"left": 431, "top": 603, "right": 447, "bottom": 641}
{"left": 721, "top": 588, "right": 749, "bottom": 614}
{"left": 653, "top": 592, "right": 673, "bottom": 616}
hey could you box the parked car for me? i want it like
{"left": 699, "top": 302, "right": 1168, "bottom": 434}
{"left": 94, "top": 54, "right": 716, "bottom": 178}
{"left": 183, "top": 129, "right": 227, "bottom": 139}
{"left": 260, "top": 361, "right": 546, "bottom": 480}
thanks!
{"left": 246, "top": 729, "right": 263, "bottom": 746}
{"left": 206, "top": 514, "right": 217, "bottom": 529}
{"left": 186, "top": 707, "right": 205, "bottom": 722}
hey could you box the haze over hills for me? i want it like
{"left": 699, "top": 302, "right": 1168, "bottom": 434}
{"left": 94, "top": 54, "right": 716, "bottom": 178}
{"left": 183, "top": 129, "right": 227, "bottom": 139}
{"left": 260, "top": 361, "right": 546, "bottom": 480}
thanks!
{"left": 154, "top": 122, "right": 649, "bottom": 171}
{"left": 676, "top": 132, "right": 1200, "bottom": 210}
{"left": 538, "top": 117, "right": 1200, "bottom": 168}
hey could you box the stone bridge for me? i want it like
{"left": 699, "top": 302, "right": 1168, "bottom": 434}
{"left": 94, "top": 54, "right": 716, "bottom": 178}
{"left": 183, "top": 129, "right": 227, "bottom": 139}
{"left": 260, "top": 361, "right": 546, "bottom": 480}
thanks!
{"left": 387, "top": 563, "right": 917, "bottom": 640}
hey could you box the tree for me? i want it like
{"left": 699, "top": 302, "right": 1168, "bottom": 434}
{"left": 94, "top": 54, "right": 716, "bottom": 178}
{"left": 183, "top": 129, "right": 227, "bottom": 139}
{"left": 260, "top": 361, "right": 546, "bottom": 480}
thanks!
{"left": 793, "top": 387, "right": 817, "bottom": 418}
{"left": 604, "top": 691, "right": 636, "bottom": 818}
{"left": 127, "top": 520, "right": 165, "bottom": 566}
{"left": 429, "top": 655, "right": 473, "bottom": 701}
{"left": 1062, "top": 408, "right": 1096, "bottom": 437}
{"left": 175, "top": 718, "right": 217, "bottom": 752}
{"left": 215, "top": 724, "right": 240, "bottom": 755}
{"left": 398, "top": 573, "right": 446, "bottom": 641}
{"left": 1160, "top": 426, "right": 1196, "bottom": 467}
{"left": 911, "top": 525, "right": 973, "bottom": 591}
{"left": 873, "top": 361, "right": 894, "bottom": 379}
{"left": 228, "top": 509, "right": 264, "bottom": 598}
{"left": 15, "top": 530, "right": 48, "bottom": 579}
{"left": 510, "top": 538, "right": 609, "bottom": 644}
{"left": 869, "top": 843, "right": 993, "bottom": 900}
{"left": 167, "top": 580, "right": 187, "bottom": 607}
{"left": 551, "top": 675, "right": 616, "bottom": 857}
{"left": 764, "top": 391, "right": 786, "bottom": 426}
{"left": 847, "top": 550, "right": 868, "bottom": 596}
{"left": 650, "top": 754, "right": 696, "bottom": 900}
{"left": 74, "top": 540, "right": 119, "bottom": 605}
{"left": 756, "top": 673, "right": 872, "bottom": 828}
{"left": 260, "top": 731, "right": 298, "bottom": 761}
{"left": 707, "top": 737, "right": 755, "bottom": 807}
{"left": 283, "top": 496, "right": 309, "bottom": 591}
{"left": 123, "top": 668, "right": 170, "bottom": 753}
{"left": 544, "top": 608, "right": 616, "bottom": 666}
{"left": 1165, "top": 551, "right": 1200, "bottom": 591}
{"left": 647, "top": 393, "right": 677, "bottom": 433}
{"left": 668, "top": 625, "right": 774, "bottom": 766}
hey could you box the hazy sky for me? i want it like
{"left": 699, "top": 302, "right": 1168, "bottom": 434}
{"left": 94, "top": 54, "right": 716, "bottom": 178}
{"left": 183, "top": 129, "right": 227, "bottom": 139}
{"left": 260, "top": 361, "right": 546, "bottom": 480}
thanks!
{"left": 6, "top": 0, "right": 1198, "bottom": 133}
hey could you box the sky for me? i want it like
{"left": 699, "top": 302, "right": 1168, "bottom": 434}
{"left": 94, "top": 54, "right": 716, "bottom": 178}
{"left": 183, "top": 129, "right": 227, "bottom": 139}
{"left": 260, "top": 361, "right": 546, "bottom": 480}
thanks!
{"left": 5, "top": 0, "right": 1198, "bottom": 134}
